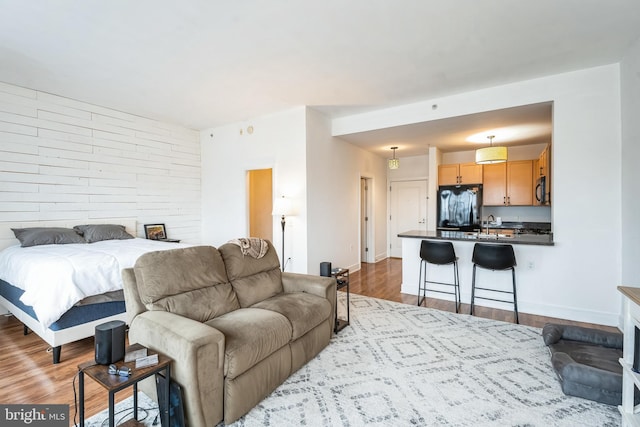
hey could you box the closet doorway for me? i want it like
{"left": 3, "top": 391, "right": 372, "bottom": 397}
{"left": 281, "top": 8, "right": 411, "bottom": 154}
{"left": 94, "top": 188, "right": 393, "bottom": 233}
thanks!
{"left": 247, "top": 168, "right": 273, "bottom": 241}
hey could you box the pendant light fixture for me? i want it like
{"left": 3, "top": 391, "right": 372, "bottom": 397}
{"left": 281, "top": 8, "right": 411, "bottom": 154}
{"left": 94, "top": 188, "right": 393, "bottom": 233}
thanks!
{"left": 388, "top": 146, "right": 400, "bottom": 169}
{"left": 475, "top": 135, "right": 507, "bottom": 164}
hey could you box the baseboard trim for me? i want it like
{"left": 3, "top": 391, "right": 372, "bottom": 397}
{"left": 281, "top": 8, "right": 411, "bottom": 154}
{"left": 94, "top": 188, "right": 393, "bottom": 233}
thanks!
{"left": 401, "top": 281, "right": 618, "bottom": 327}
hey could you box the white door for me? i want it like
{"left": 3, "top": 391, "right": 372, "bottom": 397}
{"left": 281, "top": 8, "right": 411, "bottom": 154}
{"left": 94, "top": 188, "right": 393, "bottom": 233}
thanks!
{"left": 390, "top": 180, "right": 427, "bottom": 257}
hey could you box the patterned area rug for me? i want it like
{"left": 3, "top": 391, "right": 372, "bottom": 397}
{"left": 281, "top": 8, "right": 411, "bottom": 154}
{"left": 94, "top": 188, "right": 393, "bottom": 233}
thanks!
{"left": 86, "top": 294, "right": 620, "bottom": 426}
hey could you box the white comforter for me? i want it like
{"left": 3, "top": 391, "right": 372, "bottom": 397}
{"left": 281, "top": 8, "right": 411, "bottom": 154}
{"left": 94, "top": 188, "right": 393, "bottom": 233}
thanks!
{"left": 0, "top": 238, "right": 190, "bottom": 328}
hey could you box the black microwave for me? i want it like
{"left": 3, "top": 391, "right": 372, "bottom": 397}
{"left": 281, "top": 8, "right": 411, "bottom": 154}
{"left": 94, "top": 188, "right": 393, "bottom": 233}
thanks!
{"left": 535, "top": 176, "right": 548, "bottom": 205}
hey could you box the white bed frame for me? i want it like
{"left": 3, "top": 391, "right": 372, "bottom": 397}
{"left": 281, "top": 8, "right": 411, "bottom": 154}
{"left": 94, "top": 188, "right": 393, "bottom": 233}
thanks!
{"left": 0, "top": 218, "right": 136, "bottom": 363}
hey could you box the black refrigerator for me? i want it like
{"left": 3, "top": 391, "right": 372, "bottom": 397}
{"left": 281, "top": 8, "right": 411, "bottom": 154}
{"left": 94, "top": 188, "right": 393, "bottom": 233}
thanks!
{"left": 437, "top": 185, "right": 482, "bottom": 230}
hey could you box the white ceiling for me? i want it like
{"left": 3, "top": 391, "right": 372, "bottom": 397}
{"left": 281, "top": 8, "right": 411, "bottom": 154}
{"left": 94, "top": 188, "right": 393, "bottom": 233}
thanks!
{"left": 1, "top": 1, "right": 639, "bottom": 154}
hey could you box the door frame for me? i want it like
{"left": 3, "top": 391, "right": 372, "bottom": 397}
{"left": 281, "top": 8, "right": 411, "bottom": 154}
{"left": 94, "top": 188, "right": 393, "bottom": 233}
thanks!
{"left": 360, "top": 177, "right": 375, "bottom": 263}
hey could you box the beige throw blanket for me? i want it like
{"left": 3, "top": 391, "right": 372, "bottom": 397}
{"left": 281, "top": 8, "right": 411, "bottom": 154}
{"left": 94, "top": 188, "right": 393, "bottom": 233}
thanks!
{"left": 228, "top": 237, "right": 269, "bottom": 259}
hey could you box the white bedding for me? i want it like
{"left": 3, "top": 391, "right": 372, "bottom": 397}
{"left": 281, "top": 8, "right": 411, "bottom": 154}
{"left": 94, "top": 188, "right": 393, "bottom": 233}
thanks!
{"left": 0, "top": 238, "right": 190, "bottom": 328}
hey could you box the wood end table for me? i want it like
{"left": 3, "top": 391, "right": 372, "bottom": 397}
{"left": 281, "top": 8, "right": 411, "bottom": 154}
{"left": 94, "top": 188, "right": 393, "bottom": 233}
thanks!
{"left": 78, "top": 346, "right": 172, "bottom": 427}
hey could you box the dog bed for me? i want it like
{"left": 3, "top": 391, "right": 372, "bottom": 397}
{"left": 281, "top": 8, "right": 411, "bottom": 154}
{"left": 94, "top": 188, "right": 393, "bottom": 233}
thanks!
{"left": 542, "top": 323, "right": 623, "bottom": 405}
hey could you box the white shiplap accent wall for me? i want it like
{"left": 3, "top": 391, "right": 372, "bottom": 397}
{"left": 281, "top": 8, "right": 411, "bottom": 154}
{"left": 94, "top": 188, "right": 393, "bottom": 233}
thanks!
{"left": 0, "top": 81, "right": 201, "bottom": 242}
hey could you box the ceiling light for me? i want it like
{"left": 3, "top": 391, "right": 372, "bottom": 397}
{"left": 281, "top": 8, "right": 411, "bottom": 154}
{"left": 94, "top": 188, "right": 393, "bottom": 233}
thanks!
{"left": 476, "top": 135, "right": 507, "bottom": 164}
{"left": 388, "top": 146, "right": 400, "bottom": 169}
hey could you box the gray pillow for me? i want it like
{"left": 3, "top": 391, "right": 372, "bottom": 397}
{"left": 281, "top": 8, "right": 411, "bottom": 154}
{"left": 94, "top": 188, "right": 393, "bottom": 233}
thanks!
{"left": 12, "top": 227, "right": 86, "bottom": 247}
{"left": 73, "top": 224, "right": 134, "bottom": 243}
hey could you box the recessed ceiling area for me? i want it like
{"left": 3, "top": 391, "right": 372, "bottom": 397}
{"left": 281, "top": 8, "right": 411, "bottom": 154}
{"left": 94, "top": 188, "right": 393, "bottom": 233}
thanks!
{"left": 336, "top": 102, "right": 553, "bottom": 158}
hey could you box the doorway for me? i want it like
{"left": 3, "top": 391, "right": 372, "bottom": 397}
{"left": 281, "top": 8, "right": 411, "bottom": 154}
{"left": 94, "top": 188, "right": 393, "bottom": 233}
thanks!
{"left": 389, "top": 179, "right": 427, "bottom": 258}
{"left": 248, "top": 168, "right": 273, "bottom": 241}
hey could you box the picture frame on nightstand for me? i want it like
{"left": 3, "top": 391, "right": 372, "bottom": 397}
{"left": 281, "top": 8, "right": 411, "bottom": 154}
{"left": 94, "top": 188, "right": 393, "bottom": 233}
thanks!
{"left": 144, "top": 223, "right": 167, "bottom": 240}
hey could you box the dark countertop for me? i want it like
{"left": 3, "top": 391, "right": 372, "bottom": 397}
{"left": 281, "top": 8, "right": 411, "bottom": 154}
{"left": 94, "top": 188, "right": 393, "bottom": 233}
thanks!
{"left": 398, "top": 230, "right": 554, "bottom": 246}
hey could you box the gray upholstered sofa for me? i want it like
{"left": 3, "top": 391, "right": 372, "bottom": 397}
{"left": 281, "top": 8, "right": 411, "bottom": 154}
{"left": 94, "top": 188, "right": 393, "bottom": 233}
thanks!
{"left": 121, "top": 241, "right": 336, "bottom": 426}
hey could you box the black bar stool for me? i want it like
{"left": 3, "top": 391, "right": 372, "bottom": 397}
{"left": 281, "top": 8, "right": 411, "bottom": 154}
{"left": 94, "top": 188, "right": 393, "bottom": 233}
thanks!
{"left": 418, "top": 240, "right": 460, "bottom": 313}
{"left": 470, "top": 242, "right": 518, "bottom": 323}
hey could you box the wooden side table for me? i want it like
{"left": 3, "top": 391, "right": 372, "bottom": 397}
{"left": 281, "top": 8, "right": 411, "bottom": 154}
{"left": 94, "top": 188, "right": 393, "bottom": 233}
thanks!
{"left": 78, "top": 346, "right": 172, "bottom": 427}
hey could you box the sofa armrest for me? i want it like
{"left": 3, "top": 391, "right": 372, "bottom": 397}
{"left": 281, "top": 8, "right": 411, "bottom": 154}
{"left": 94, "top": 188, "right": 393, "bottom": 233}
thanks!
{"left": 122, "top": 267, "right": 146, "bottom": 325}
{"left": 282, "top": 272, "right": 336, "bottom": 300}
{"left": 129, "top": 310, "right": 225, "bottom": 427}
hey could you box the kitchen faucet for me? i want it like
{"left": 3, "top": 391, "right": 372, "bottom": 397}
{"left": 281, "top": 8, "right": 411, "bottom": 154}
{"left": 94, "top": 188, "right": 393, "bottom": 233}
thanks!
{"left": 485, "top": 214, "right": 495, "bottom": 234}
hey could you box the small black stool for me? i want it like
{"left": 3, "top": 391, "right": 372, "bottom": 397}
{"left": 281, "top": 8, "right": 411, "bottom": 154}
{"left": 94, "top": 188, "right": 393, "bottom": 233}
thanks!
{"left": 470, "top": 242, "right": 518, "bottom": 323}
{"left": 418, "top": 240, "right": 460, "bottom": 313}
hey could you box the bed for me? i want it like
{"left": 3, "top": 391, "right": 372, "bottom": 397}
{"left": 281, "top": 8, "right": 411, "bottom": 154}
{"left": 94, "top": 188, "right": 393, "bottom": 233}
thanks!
{"left": 0, "top": 219, "right": 189, "bottom": 363}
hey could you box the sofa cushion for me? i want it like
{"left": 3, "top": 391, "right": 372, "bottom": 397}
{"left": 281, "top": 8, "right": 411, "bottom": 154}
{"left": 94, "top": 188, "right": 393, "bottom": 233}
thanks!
{"left": 219, "top": 240, "right": 283, "bottom": 307}
{"left": 134, "top": 246, "right": 240, "bottom": 322}
{"left": 206, "top": 308, "right": 292, "bottom": 379}
{"left": 252, "top": 292, "right": 332, "bottom": 340}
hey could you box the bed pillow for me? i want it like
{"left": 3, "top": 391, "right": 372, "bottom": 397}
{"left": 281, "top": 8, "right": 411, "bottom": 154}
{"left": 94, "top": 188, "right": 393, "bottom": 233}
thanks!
{"left": 73, "top": 224, "right": 134, "bottom": 243}
{"left": 12, "top": 227, "right": 86, "bottom": 247}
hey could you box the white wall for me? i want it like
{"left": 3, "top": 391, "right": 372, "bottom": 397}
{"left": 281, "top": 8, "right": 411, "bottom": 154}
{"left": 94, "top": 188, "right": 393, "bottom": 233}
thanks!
{"left": 0, "top": 81, "right": 201, "bottom": 241}
{"left": 387, "top": 154, "right": 428, "bottom": 181}
{"left": 306, "top": 108, "right": 388, "bottom": 273}
{"left": 621, "top": 37, "right": 640, "bottom": 287}
{"left": 201, "top": 107, "right": 387, "bottom": 274}
{"left": 200, "top": 107, "right": 309, "bottom": 273}
{"left": 333, "top": 64, "right": 623, "bottom": 325}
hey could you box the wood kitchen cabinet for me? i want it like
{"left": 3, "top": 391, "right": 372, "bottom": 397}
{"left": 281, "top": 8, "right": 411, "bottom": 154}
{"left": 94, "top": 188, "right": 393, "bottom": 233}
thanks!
{"left": 533, "top": 144, "right": 551, "bottom": 206}
{"left": 532, "top": 158, "right": 540, "bottom": 203}
{"left": 537, "top": 145, "right": 550, "bottom": 179}
{"left": 438, "top": 162, "right": 483, "bottom": 185}
{"left": 483, "top": 163, "right": 507, "bottom": 205}
{"left": 483, "top": 160, "right": 533, "bottom": 206}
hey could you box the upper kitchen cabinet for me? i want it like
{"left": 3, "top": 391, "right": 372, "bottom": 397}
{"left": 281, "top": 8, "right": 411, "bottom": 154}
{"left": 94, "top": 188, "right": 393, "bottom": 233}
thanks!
{"left": 483, "top": 160, "right": 533, "bottom": 206}
{"left": 438, "top": 162, "right": 483, "bottom": 186}
{"left": 537, "top": 144, "right": 550, "bottom": 179}
{"left": 532, "top": 158, "right": 540, "bottom": 203}
{"left": 534, "top": 144, "right": 551, "bottom": 206}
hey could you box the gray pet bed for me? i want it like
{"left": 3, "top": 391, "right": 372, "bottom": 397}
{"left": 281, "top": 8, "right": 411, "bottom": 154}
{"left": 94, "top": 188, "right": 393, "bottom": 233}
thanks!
{"left": 542, "top": 323, "right": 623, "bottom": 405}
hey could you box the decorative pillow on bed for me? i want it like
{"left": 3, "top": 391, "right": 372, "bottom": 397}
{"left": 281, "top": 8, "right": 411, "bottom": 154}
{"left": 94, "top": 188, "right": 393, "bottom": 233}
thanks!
{"left": 12, "top": 227, "right": 86, "bottom": 247}
{"left": 73, "top": 224, "right": 134, "bottom": 243}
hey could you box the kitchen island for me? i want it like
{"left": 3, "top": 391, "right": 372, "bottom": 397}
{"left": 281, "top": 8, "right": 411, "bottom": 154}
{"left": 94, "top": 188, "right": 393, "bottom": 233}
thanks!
{"left": 399, "top": 229, "right": 555, "bottom": 316}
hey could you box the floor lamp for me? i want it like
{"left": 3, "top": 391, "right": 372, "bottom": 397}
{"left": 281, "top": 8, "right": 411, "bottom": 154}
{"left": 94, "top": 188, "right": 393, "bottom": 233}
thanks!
{"left": 273, "top": 196, "right": 293, "bottom": 271}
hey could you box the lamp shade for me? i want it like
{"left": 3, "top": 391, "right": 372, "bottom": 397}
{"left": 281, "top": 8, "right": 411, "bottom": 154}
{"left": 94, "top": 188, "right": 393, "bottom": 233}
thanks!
{"left": 475, "top": 146, "right": 508, "bottom": 164}
{"left": 272, "top": 196, "right": 293, "bottom": 216}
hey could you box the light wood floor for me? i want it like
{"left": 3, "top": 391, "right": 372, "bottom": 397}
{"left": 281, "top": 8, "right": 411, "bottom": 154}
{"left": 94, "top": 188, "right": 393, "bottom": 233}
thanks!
{"left": 0, "top": 257, "right": 617, "bottom": 426}
{"left": 351, "top": 257, "right": 618, "bottom": 332}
